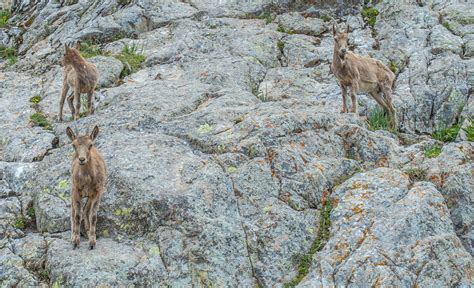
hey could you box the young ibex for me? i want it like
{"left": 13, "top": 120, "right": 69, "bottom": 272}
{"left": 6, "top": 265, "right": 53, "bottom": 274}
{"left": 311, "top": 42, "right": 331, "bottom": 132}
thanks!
{"left": 66, "top": 126, "right": 107, "bottom": 249}
{"left": 331, "top": 24, "right": 398, "bottom": 130}
{"left": 59, "top": 43, "right": 99, "bottom": 121}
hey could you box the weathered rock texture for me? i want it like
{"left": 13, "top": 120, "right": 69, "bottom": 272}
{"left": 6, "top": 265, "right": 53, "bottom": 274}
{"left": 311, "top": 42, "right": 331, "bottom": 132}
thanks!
{"left": 0, "top": 0, "right": 472, "bottom": 287}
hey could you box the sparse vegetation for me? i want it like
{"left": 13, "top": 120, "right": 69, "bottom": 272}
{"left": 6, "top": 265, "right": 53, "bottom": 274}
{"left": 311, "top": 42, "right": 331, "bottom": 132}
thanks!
{"left": 79, "top": 41, "right": 104, "bottom": 58}
{"left": 0, "top": 9, "right": 10, "bottom": 28}
{"left": 424, "top": 144, "right": 442, "bottom": 158}
{"left": 115, "top": 44, "right": 145, "bottom": 77}
{"left": 118, "top": 0, "right": 132, "bottom": 7}
{"left": 284, "top": 200, "right": 332, "bottom": 288}
{"left": 30, "top": 111, "right": 52, "bottom": 130}
{"left": 442, "top": 21, "right": 452, "bottom": 31}
{"left": 404, "top": 168, "right": 427, "bottom": 182}
{"left": 0, "top": 45, "right": 17, "bottom": 66}
{"left": 389, "top": 61, "right": 397, "bottom": 74}
{"left": 367, "top": 106, "right": 389, "bottom": 131}
{"left": 30, "top": 95, "right": 42, "bottom": 104}
{"left": 14, "top": 215, "right": 26, "bottom": 230}
{"left": 361, "top": 5, "right": 379, "bottom": 27}
{"left": 198, "top": 123, "right": 212, "bottom": 134}
{"left": 320, "top": 15, "right": 331, "bottom": 22}
{"left": 277, "top": 40, "right": 285, "bottom": 53}
{"left": 463, "top": 120, "right": 474, "bottom": 141}
{"left": 257, "top": 11, "right": 274, "bottom": 24}
{"left": 276, "top": 24, "right": 285, "bottom": 33}
{"left": 27, "top": 207, "right": 36, "bottom": 218}
{"left": 432, "top": 122, "right": 461, "bottom": 142}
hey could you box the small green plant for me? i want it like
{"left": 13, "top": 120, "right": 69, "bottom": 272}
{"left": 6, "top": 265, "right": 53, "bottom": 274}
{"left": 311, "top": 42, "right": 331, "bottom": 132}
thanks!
{"left": 432, "top": 122, "right": 461, "bottom": 142}
{"left": 404, "top": 168, "right": 427, "bottom": 182}
{"left": 30, "top": 111, "right": 51, "bottom": 130}
{"left": 27, "top": 207, "right": 36, "bottom": 218}
{"left": 115, "top": 44, "right": 145, "bottom": 77}
{"left": 367, "top": 106, "right": 389, "bottom": 131}
{"left": 0, "top": 45, "right": 17, "bottom": 66}
{"left": 118, "top": 0, "right": 132, "bottom": 6}
{"left": 389, "top": 61, "right": 397, "bottom": 74}
{"left": 276, "top": 24, "right": 285, "bottom": 33}
{"left": 277, "top": 40, "right": 285, "bottom": 53}
{"left": 284, "top": 200, "right": 332, "bottom": 288}
{"left": 0, "top": 9, "right": 10, "bottom": 28}
{"left": 198, "top": 123, "right": 212, "bottom": 134}
{"left": 463, "top": 120, "right": 474, "bottom": 141}
{"left": 361, "top": 6, "right": 379, "bottom": 27}
{"left": 79, "top": 41, "right": 103, "bottom": 58}
{"left": 424, "top": 145, "right": 442, "bottom": 158}
{"left": 442, "top": 21, "right": 452, "bottom": 31}
{"left": 14, "top": 215, "right": 26, "bottom": 230}
{"left": 29, "top": 95, "right": 42, "bottom": 104}
{"left": 257, "top": 11, "right": 273, "bottom": 24}
{"left": 320, "top": 15, "right": 332, "bottom": 22}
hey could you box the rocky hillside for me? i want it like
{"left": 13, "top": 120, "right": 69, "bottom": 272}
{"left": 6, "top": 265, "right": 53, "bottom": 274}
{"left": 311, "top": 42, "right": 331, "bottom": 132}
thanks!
{"left": 0, "top": 0, "right": 473, "bottom": 286}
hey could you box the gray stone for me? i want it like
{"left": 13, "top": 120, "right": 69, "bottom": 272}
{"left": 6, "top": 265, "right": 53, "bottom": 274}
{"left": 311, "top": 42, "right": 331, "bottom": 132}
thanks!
{"left": 89, "top": 56, "right": 124, "bottom": 88}
{"left": 275, "top": 13, "right": 326, "bottom": 37}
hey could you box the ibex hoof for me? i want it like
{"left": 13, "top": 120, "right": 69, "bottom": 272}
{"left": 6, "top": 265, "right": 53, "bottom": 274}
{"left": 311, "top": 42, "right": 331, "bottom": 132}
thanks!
{"left": 89, "top": 242, "right": 96, "bottom": 250}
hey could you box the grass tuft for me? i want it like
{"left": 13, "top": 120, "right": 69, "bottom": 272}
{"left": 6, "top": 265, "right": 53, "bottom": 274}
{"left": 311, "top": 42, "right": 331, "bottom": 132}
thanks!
{"left": 432, "top": 122, "right": 461, "bottom": 142}
{"left": 463, "top": 120, "right": 474, "bottom": 141}
{"left": 424, "top": 145, "right": 442, "bottom": 158}
{"left": 0, "top": 45, "right": 17, "bottom": 66}
{"left": 277, "top": 40, "right": 285, "bottom": 53}
{"left": 115, "top": 44, "right": 145, "bottom": 77}
{"left": 389, "top": 61, "right": 397, "bottom": 74}
{"left": 78, "top": 41, "right": 104, "bottom": 58}
{"left": 257, "top": 11, "right": 274, "bottom": 24}
{"left": 30, "top": 111, "right": 52, "bottom": 130}
{"left": 284, "top": 200, "right": 332, "bottom": 288}
{"left": 27, "top": 207, "right": 36, "bottom": 218}
{"left": 0, "top": 9, "right": 10, "bottom": 28}
{"left": 276, "top": 24, "right": 285, "bottom": 33}
{"left": 14, "top": 215, "right": 26, "bottom": 230}
{"left": 442, "top": 21, "right": 452, "bottom": 32}
{"left": 367, "top": 106, "right": 389, "bottom": 131}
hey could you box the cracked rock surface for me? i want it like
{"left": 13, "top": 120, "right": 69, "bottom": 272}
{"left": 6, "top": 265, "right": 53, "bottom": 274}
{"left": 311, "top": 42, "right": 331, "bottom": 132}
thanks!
{"left": 0, "top": 0, "right": 472, "bottom": 286}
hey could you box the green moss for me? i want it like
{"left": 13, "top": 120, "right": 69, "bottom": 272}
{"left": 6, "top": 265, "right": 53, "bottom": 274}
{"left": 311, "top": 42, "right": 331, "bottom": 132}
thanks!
{"left": 361, "top": 6, "right": 379, "bottom": 27}
{"left": 27, "top": 207, "right": 35, "bottom": 218}
{"left": 463, "top": 120, "right": 474, "bottom": 141}
{"left": 432, "top": 122, "right": 461, "bottom": 142}
{"left": 29, "top": 95, "right": 42, "bottom": 104}
{"left": 0, "top": 45, "right": 17, "bottom": 66}
{"left": 118, "top": 0, "right": 132, "bottom": 6}
{"left": 320, "top": 15, "right": 331, "bottom": 22}
{"left": 115, "top": 44, "right": 145, "bottom": 77}
{"left": 30, "top": 111, "right": 51, "bottom": 130}
{"left": 367, "top": 106, "right": 389, "bottom": 131}
{"left": 198, "top": 123, "right": 212, "bottom": 134}
{"left": 389, "top": 61, "right": 398, "bottom": 74}
{"left": 227, "top": 166, "right": 238, "bottom": 173}
{"left": 14, "top": 215, "right": 26, "bottom": 230}
{"left": 56, "top": 179, "right": 70, "bottom": 190}
{"left": 424, "top": 145, "right": 442, "bottom": 158}
{"left": 114, "top": 208, "right": 132, "bottom": 216}
{"left": 403, "top": 168, "right": 427, "bottom": 182}
{"left": 79, "top": 41, "right": 104, "bottom": 58}
{"left": 149, "top": 246, "right": 161, "bottom": 256}
{"left": 284, "top": 200, "right": 332, "bottom": 288}
{"left": 0, "top": 9, "right": 10, "bottom": 28}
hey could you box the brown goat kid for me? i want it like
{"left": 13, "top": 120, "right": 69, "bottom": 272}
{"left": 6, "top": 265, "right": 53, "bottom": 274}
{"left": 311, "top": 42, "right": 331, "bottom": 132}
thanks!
{"left": 66, "top": 126, "right": 107, "bottom": 250}
{"left": 59, "top": 44, "right": 99, "bottom": 121}
{"left": 331, "top": 24, "right": 398, "bottom": 130}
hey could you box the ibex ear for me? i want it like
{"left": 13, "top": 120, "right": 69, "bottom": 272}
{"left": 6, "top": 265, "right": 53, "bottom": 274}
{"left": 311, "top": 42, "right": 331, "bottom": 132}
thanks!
{"left": 332, "top": 23, "right": 337, "bottom": 36}
{"left": 66, "top": 127, "right": 76, "bottom": 141}
{"left": 74, "top": 41, "right": 81, "bottom": 50}
{"left": 64, "top": 43, "right": 69, "bottom": 53}
{"left": 90, "top": 125, "right": 99, "bottom": 141}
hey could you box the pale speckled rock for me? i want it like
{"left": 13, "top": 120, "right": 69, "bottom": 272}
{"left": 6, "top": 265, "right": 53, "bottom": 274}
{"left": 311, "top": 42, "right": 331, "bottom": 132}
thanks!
{"left": 430, "top": 24, "right": 464, "bottom": 55}
{"left": 299, "top": 168, "right": 473, "bottom": 287}
{"left": 275, "top": 13, "right": 327, "bottom": 37}
{"left": 88, "top": 56, "right": 124, "bottom": 88}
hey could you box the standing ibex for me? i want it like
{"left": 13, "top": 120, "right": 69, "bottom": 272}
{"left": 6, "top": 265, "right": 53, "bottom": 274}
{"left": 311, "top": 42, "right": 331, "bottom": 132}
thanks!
{"left": 66, "top": 126, "right": 107, "bottom": 249}
{"left": 59, "top": 43, "right": 99, "bottom": 121}
{"left": 331, "top": 24, "right": 398, "bottom": 130}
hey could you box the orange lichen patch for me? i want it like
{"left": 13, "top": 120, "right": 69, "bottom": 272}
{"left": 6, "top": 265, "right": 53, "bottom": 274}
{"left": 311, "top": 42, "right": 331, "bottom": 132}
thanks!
{"left": 351, "top": 206, "right": 364, "bottom": 214}
{"left": 375, "top": 156, "right": 388, "bottom": 167}
{"left": 374, "top": 261, "right": 386, "bottom": 266}
{"left": 300, "top": 140, "right": 305, "bottom": 148}
{"left": 351, "top": 181, "right": 369, "bottom": 190}
{"left": 367, "top": 138, "right": 374, "bottom": 148}
{"left": 332, "top": 242, "right": 350, "bottom": 263}
{"left": 321, "top": 190, "right": 330, "bottom": 205}
{"left": 331, "top": 197, "right": 340, "bottom": 207}
{"left": 314, "top": 163, "right": 325, "bottom": 172}
{"left": 429, "top": 173, "right": 445, "bottom": 187}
